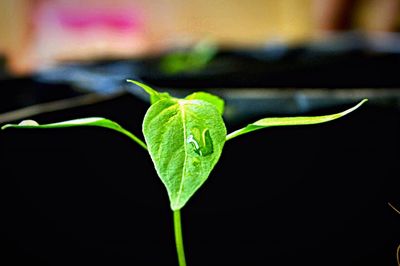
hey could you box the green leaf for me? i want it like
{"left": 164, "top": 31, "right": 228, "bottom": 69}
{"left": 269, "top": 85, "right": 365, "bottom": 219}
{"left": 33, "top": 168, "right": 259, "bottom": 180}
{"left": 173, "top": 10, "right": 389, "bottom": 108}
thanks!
{"left": 143, "top": 97, "right": 226, "bottom": 210}
{"left": 159, "top": 39, "right": 217, "bottom": 75}
{"left": 226, "top": 99, "right": 368, "bottom": 141}
{"left": 126, "top": 79, "right": 171, "bottom": 104}
{"left": 2, "top": 117, "right": 147, "bottom": 150}
{"left": 185, "top": 92, "right": 224, "bottom": 115}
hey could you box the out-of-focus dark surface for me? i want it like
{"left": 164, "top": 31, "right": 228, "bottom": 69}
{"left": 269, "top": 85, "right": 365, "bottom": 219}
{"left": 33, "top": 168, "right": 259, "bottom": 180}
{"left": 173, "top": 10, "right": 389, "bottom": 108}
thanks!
{"left": 33, "top": 32, "right": 400, "bottom": 90}
{"left": 0, "top": 38, "right": 399, "bottom": 265}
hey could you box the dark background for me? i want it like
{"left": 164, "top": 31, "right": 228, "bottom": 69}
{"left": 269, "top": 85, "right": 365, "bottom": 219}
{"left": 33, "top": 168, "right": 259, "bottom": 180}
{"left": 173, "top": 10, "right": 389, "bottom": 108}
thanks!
{"left": 0, "top": 42, "right": 399, "bottom": 266}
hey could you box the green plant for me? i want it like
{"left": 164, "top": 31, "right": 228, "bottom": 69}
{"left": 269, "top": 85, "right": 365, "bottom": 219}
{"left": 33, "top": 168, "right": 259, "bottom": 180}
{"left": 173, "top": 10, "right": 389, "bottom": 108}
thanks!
{"left": 159, "top": 40, "right": 218, "bottom": 75}
{"left": 1, "top": 80, "right": 367, "bottom": 266}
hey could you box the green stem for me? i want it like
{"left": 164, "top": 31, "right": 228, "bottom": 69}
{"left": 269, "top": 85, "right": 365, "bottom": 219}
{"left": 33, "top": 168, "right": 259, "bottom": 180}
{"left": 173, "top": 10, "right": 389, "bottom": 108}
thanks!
{"left": 173, "top": 210, "right": 187, "bottom": 266}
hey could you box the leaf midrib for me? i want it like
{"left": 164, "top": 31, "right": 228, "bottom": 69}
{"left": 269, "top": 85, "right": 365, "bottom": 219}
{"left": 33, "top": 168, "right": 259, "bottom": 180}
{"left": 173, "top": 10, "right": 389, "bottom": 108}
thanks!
{"left": 175, "top": 101, "right": 188, "bottom": 207}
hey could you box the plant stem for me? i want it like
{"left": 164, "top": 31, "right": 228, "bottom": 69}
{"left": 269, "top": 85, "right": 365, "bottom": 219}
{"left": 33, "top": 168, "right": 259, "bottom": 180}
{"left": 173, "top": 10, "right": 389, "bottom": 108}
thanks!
{"left": 173, "top": 210, "right": 187, "bottom": 266}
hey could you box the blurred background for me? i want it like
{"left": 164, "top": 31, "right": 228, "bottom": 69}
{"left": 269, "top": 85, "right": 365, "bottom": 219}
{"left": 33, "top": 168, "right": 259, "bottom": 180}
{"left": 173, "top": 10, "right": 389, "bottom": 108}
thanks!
{"left": 0, "top": 0, "right": 400, "bottom": 265}
{"left": 0, "top": 0, "right": 399, "bottom": 75}
{"left": 0, "top": 0, "right": 399, "bottom": 120}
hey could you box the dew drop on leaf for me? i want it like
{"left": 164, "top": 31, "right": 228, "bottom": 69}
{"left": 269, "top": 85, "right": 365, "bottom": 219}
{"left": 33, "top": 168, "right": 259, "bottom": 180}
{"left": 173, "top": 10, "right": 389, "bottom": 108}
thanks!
{"left": 187, "top": 134, "right": 202, "bottom": 155}
{"left": 18, "top": 120, "right": 39, "bottom": 126}
{"left": 187, "top": 127, "right": 213, "bottom": 156}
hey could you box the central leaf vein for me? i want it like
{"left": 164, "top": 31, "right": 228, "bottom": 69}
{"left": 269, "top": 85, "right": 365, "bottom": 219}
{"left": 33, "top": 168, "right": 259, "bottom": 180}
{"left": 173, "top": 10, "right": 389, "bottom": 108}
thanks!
{"left": 176, "top": 102, "right": 188, "bottom": 206}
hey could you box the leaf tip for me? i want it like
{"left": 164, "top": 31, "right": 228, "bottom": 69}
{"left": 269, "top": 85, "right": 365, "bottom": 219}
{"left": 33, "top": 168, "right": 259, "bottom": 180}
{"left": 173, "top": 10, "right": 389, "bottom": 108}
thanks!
{"left": 126, "top": 79, "right": 142, "bottom": 88}
{"left": 1, "top": 124, "right": 10, "bottom": 130}
{"left": 126, "top": 79, "right": 158, "bottom": 97}
{"left": 2, "top": 120, "right": 40, "bottom": 130}
{"left": 341, "top": 98, "right": 368, "bottom": 117}
{"left": 356, "top": 98, "right": 368, "bottom": 109}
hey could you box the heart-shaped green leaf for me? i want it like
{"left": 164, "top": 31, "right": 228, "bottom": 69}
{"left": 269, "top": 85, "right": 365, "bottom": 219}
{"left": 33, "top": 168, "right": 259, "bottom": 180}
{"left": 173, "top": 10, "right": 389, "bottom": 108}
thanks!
{"left": 143, "top": 97, "right": 226, "bottom": 210}
{"left": 1, "top": 117, "right": 147, "bottom": 150}
{"left": 226, "top": 99, "right": 368, "bottom": 141}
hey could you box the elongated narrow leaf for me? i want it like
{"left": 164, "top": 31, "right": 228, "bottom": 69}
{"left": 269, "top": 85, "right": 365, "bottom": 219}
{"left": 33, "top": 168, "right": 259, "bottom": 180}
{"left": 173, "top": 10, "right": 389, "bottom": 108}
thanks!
{"left": 185, "top": 92, "right": 224, "bottom": 115}
{"left": 2, "top": 117, "right": 147, "bottom": 150}
{"left": 143, "top": 97, "right": 226, "bottom": 210}
{"left": 226, "top": 99, "right": 368, "bottom": 141}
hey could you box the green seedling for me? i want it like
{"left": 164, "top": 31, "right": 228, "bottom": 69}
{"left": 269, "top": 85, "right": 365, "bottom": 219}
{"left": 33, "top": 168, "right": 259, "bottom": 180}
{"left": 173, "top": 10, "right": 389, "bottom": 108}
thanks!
{"left": 2, "top": 80, "right": 368, "bottom": 266}
{"left": 159, "top": 39, "right": 218, "bottom": 75}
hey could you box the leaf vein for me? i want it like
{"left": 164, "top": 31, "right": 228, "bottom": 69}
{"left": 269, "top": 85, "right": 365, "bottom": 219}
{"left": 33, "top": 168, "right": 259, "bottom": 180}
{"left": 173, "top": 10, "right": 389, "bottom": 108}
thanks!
{"left": 175, "top": 102, "right": 187, "bottom": 207}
